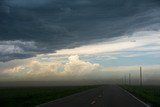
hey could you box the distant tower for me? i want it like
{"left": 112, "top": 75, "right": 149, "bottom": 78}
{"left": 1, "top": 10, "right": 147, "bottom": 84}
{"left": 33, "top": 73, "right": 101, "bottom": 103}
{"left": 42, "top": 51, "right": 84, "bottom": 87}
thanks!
{"left": 129, "top": 73, "right": 131, "bottom": 85}
{"left": 125, "top": 76, "right": 126, "bottom": 85}
{"left": 122, "top": 77, "right": 124, "bottom": 85}
{"left": 140, "top": 66, "right": 143, "bottom": 86}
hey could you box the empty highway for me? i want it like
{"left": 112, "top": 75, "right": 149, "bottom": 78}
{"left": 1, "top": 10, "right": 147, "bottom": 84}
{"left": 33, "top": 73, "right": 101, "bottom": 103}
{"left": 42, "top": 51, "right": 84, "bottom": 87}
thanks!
{"left": 37, "top": 85, "right": 148, "bottom": 107}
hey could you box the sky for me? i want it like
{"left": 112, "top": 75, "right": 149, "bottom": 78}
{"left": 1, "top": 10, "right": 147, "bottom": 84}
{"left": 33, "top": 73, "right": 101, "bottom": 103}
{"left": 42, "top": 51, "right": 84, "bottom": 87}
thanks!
{"left": 0, "top": 0, "right": 160, "bottom": 85}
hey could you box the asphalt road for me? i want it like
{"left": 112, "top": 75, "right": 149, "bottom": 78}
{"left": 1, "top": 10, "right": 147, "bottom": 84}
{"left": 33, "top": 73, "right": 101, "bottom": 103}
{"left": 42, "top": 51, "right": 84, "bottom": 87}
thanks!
{"left": 37, "top": 85, "right": 148, "bottom": 107}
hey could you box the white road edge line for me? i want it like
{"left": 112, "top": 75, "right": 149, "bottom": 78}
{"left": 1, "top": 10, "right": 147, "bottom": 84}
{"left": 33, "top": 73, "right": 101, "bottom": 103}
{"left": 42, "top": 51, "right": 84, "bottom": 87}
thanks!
{"left": 118, "top": 86, "right": 150, "bottom": 107}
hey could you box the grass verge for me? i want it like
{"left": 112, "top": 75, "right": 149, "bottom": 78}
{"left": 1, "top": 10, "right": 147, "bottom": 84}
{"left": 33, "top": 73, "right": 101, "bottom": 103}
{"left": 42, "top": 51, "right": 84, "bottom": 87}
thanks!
{"left": 0, "top": 85, "right": 99, "bottom": 107}
{"left": 121, "top": 85, "right": 160, "bottom": 107}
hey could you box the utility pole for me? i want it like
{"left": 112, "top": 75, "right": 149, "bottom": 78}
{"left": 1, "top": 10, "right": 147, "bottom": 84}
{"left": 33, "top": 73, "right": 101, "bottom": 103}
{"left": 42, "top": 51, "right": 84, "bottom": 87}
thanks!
{"left": 140, "top": 66, "right": 142, "bottom": 86}
{"left": 124, "top": 75, "right": 126, "bottom": 85}
{"left": 122, "top": 77, "right": 123, "bottom": 85}
{"left": 129, "top": 73, "right": 131, "bottom": 85}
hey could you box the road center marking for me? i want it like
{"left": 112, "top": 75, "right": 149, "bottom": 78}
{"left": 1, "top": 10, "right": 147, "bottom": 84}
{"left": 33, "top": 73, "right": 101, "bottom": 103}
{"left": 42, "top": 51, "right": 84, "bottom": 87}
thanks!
{"left": 91, "top": 100, "right": 96, "bottom": 104}
{"left": 98, "top": 95, "right": 102, "bottom": 98}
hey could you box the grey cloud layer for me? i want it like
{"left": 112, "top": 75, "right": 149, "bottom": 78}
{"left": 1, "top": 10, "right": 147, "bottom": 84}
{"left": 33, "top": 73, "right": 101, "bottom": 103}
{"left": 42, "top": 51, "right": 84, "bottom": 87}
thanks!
{"left": 0, "top": 40, "right": 37, "bottom": 62}
{"left": 0, "top": 0, "right": 160, "bottom": 61}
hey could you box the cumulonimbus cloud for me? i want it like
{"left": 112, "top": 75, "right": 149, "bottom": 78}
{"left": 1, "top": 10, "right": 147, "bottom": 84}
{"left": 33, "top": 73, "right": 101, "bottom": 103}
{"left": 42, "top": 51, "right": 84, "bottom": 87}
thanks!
{"left": 1, "top": 55, "right": 100, "bottom": 81}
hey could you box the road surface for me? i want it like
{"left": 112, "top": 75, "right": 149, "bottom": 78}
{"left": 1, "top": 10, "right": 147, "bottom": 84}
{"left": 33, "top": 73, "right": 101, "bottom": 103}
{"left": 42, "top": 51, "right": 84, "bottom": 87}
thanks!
{"left": 37, "top": 85, "right": 148, "bottom": 107}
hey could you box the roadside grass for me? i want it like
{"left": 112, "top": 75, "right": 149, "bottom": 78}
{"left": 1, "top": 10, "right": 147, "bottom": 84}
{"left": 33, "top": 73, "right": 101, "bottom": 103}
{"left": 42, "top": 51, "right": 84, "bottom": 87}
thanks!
{"left": 121, "top": 85, "right": 160, "bottom": 107}
{"left": 0, "top": 85, "right": 99, "bottom": 107}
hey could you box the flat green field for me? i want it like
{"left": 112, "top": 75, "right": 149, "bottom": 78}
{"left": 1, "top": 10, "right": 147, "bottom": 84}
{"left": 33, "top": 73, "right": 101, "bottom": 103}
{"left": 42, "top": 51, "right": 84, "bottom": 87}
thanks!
{"left": 122, "top": 85, "right": 160, "bottom": 107}
{"left": 0, "top": 85, "right": 98, "bottom": 107}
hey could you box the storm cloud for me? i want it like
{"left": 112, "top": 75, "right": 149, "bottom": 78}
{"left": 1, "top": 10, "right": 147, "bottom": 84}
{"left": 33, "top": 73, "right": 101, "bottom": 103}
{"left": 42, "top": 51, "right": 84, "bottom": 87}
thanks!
{"left": 1, "top": 0, "right": 160, "bottom": 61}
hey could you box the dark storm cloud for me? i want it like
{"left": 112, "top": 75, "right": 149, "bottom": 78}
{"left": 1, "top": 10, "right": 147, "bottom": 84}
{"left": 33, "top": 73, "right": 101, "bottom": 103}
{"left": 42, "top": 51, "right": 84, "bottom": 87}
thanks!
{"left": 6, "top": 0, "right": 53, "bottom": 8}
{"left": 0, "top": 0, "right": 160, "bottom": 61}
